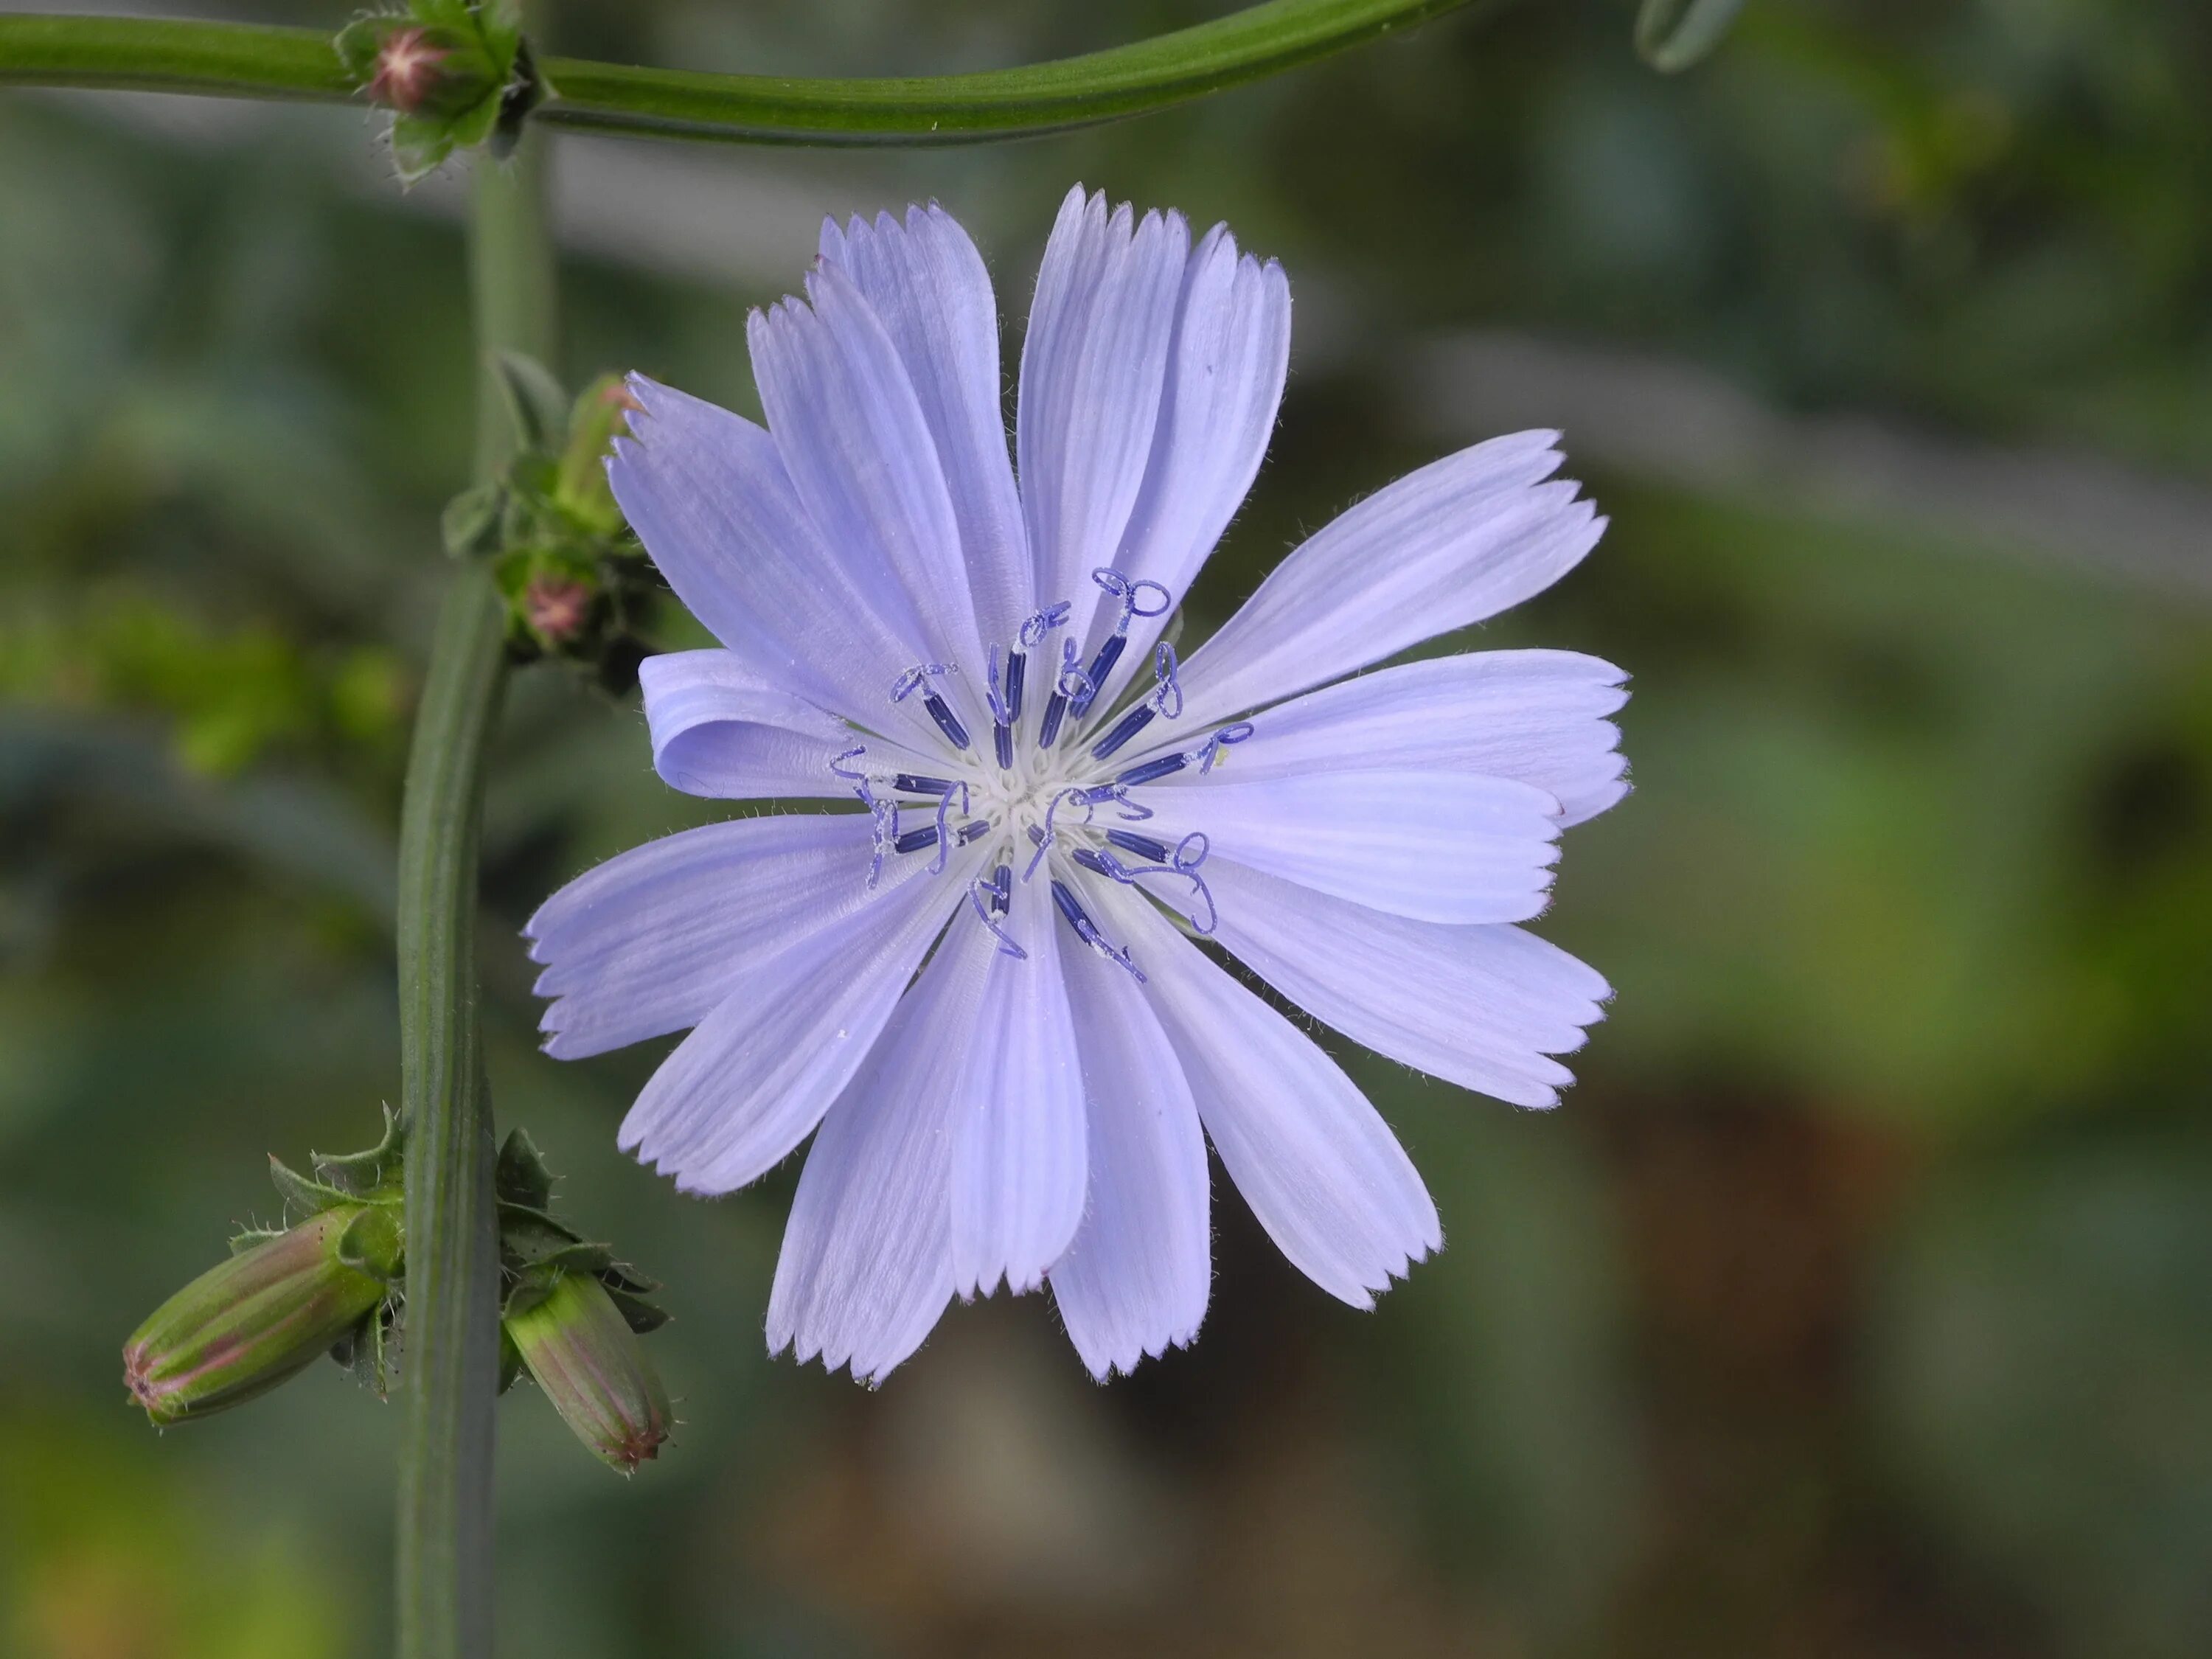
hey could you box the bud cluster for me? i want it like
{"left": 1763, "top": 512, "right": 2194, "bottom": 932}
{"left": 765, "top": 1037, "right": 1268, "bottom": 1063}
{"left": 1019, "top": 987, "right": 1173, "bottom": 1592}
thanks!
{"left": 335, "top": 1, "right": 544, "bottom": 184}
{"left": 444, "top": 356, "right": 664, "bottom": 694}
{"left": 122, "top": 1113, "right": 673, "bottom": 1475}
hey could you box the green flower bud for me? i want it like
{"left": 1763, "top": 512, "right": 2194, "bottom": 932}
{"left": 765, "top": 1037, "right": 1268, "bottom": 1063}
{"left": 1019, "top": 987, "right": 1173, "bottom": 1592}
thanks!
{"left": 552, "top": 375, "right": 642, "bottom": 538}
{"left": 122, "top": 1206, "right": 402, "bottom": 1426}
{"left": 337, "top": 21, "right": 501, "bottom": 119}
{"left": 505, "top": 1270, "right": 672, "bottom": 1474}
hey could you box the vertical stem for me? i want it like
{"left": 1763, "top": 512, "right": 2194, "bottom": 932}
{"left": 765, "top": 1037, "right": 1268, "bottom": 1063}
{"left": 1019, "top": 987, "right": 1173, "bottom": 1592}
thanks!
{"left": 394, "top": 129, "right": 556, "bottom": 1659}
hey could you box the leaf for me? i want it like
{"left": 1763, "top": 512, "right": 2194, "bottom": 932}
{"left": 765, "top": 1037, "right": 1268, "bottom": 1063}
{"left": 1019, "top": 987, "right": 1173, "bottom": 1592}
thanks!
{"left": 313, "top": 1106, "right": 407, "bottom": 1197}
{"left": 442, "top": 482, "right": 506, "bottom": 560}
{"left": 495, "top": 1127, "right": 556, "bottom": 1210}
{"left": 268, "top": 1155, "right": 355, "bottom": 1220}
{"left": 1633, "top": 0, "right": 1747, "bottom": 74}
{"left": 493, "top": 352, "right": 568, "bottom": 453}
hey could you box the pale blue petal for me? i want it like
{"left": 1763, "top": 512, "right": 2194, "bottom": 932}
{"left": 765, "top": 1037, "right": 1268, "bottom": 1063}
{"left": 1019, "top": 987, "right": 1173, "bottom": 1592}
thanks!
{"left": 1047, "top": 913, "right": 1211, "bottom": 1380}
{"left": 1096, "top": 881, "right": 1439, "bottom": 1308}
{"left": 617, "top": 846, "right": 981, "bottom": 1195}
{"left": 1018, "top": 187, "right": 1189, "bottom": 633}
{"left": 609, "top": 378, "right": 938, "bottom": 745}
{"left": 1200, "top": 858, "right": 1610, "bottom": 1109}
{"left": 1150, "top": 648, "right": 1630, "bottom": 827}
{"left": 821, "top": 206, "right": 1032, "bottom": 650}
{"left": 1074, "top": 223, "right": 1290, "bottom": 687}
{"left": 640, "top": 649, "right": 887, "bottom": 801}
{"left": 753, "top": 265, "right": 988, "bottom": 692}
{"left": 1174, "top": 433, "right": 1606, "bottom": 729}
{"left": 1137, "top": 768, "right": 1562, "bottom": 925}
{"left": 524, "top": 813, "right": 872, "bottom": 1060}
{"left": 949, "top": 873, "right": 1088, "bottom": 1298}
{"left": 768, "top": 906, "right": 1003, "bottom": 1383}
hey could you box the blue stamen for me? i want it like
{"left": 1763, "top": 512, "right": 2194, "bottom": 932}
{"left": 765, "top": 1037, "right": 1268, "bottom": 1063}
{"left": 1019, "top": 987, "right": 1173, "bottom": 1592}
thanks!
{"left": 1073, "top": 636, "right": 1126, "bottom": 714}
{"left": 1091, "top": 703, "right": 1157, "bottom": 761}
{"left": 1048, "top": 877, "right": 1147, "bottom": 982}
{"left": 1114, "top": 754, "right": 1188, "bottom": 789}
{"left": 929, "top": 782, "right": 971, "bottom": 874}
{"left": 894, "top": 773, "right": 954, "bottom": 796}
{"left": 968, "top": 875, "right": 1026, "bottom": 959}
{"left": 1196, "top": 720, "right": 1255, "bottom": 773}
{"left": 1075, "top": 570, "right": 1172, "bottom": 714}
{"left": 1023, "top": 787, "right": 1093, "bottom": 882}
{"left": 1038, "top": 639, "right": 1091, "bottom": 749}
{"left": 959, "top": 819, "right": 992, "bottom": 846}
{"left": 892, "top": 662, "right": 973, "bottom": 752}
{"left": 894, "top": 824, "right": 939, "bottom": 856}
{"left": 1107, "top": 829, "right": 1169, "bottom": 863}
{"left": 990, "top": 863, "right": 1012, "bottom": 914}
{"left": 993, "top": 722, "right": 1014, "bottom": 770}
{"left": 922, "top": 693, "right": 970, "bottom": 750}
{"left": 1150, "top": 641, "right": 1183, "bottom": 720}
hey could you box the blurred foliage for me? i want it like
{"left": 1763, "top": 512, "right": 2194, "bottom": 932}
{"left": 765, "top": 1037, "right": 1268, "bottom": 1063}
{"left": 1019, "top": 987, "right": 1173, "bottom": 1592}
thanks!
{"left": 3, "top": 1, "right": 2211, "bottom": 1657}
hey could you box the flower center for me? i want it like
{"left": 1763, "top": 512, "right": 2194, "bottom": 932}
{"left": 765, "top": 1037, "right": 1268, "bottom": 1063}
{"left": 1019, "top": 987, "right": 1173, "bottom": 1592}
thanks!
{"left": 835, "top": 568, "right": 1257, "bottom": 977}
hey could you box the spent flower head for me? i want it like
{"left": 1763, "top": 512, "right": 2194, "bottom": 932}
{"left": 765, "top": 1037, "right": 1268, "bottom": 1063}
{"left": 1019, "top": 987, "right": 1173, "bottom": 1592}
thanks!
{"left": 527, "top": 188, "right": 1629, "bottom": 1382}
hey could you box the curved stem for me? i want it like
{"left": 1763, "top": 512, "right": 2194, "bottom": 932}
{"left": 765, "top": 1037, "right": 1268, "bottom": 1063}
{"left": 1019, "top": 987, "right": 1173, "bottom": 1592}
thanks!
{"left": 393, "top": 134, "right": 554, "bottom": 1659}
{"left": 0, "top": 1, "right": 1478, "bottom": 144}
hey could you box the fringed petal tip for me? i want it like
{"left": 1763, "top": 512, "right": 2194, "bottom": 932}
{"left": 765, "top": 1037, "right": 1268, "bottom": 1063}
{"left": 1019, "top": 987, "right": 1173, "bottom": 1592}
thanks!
{"left": 1070, "top": 1312, "right": 1206, "bottom": 1384}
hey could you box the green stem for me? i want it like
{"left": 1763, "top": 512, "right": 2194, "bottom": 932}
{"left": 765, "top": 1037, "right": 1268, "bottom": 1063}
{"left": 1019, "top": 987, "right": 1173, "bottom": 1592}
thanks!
{"left": 0, "top": 1, "right": 1477, "bottom": 144}
{"left": 392, "top": 133, "right": 554, "bottom": 1659}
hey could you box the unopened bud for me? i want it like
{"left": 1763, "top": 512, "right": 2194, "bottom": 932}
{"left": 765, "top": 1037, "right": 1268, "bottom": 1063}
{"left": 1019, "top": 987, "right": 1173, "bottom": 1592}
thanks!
{"left": 123, "top": 1206, "right": 401, "bottom": 1426}
{"left": 521, "top": 574, "right": 597, "bottom": 645}
{"left": 339, "top": 21, "right": 501, "bottom": 119}
{"left": 553, "top": 375, "right": 643, "bottom": 538}
{"left": 505, "top": 1271, "right": 672, "bottom": 1474}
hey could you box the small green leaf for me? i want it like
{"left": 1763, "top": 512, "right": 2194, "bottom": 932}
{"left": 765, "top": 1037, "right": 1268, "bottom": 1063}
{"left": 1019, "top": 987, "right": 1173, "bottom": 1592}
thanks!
{"left": 312, "top": 1106, "right": 407, "bottom": 1197}
{"left": 495, "top": 1127, "right": 557, "bottom": 1210}
{"left": 1634, "top": 0, "right": 1747, "bottom": 73}
{"left": 268, "top": 1155, "right": 356, "bottom": 1220}
{"left": 493, "top": 351, "right": 569, "bottom": 453}
{"left": 388, "top": 112, "right": 457, "bottom": 184}
{"left": 442, "top": 482, "right": 505, "bottom": 559}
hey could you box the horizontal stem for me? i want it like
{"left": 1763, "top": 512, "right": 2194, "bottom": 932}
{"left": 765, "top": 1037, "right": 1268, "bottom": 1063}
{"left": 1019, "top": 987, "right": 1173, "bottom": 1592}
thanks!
{"left": 0, "top": 1, "right": 1478, "bottom": 144}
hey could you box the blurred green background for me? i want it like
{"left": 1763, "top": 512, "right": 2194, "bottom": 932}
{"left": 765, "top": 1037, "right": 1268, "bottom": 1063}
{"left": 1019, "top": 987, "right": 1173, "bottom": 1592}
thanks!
{"left": 5, "top": 1, "right": 2211, "bottom": 1655}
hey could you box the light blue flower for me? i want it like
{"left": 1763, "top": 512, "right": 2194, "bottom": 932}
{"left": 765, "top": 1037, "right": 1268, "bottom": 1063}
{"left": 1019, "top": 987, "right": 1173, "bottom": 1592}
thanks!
{"left": 526, "top": 188, "right": 1627, "bottom": 1383}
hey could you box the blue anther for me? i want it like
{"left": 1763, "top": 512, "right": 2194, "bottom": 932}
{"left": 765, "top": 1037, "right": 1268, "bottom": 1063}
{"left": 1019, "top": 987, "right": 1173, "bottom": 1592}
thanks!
{"left": 967, "top": 875, "right": 1027, "bottom": 959}
{"left": 990, "top": 863, "right": 1012, "bottom": 914}
{"left": 1048, "top": 877, "right": 1147, "bottom": 982}
{"left": 894, "top": 824, "right": 939, "bottom": 856}
{"left": 892, "top": 662, "right": 972, "bottom": 751}
{"left": 958, "top": 819, "right": 992, "bottom": 846}
{"left": 894, "top": 773, "right": 954, "bottom": 796}
{"left": 1071, "top": 847, "right": 1114, "bottom": 878}
{"left": 922, "top": 693, "right": 970, "bottom": 750}
{"left": 1004, "top": 648, "right": 1028, "bottom": 725}
{"left": 1107, "top": 829, "right": 1169, "bottom": 864}
{"left": 1091, "top": 703, "right": 1158, "bottom": 761}
{"left": 984, "top": 644, "right": 1013, "bottom": 727}
{"left": 1073, "top": 636, "right": 1126, "bottom": 714}
{"left": 1114, "top": 753, "right": 1189, "bottom": 789}
{"left": 993, "top": 722, "right": 1014, "bottom": 770}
